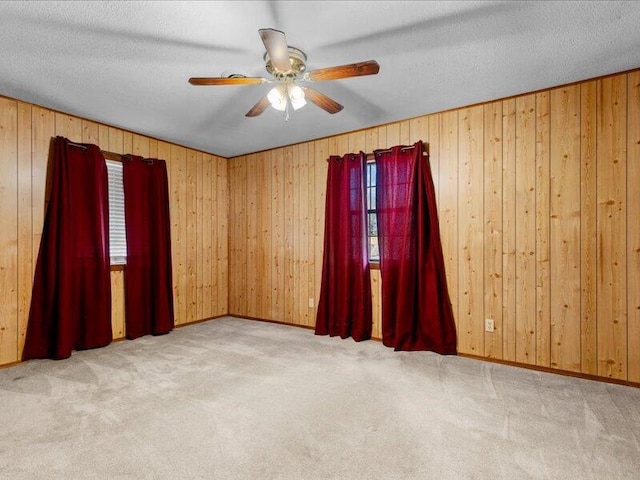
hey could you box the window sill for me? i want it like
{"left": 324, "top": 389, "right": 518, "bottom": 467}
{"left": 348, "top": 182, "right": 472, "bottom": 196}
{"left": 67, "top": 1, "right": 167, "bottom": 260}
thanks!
{"left": 110, "top": 264, "right": 126, "bottom": 272}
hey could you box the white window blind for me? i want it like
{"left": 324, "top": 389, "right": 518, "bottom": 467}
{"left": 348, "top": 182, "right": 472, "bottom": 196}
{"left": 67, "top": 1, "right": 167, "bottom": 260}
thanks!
{"left": 105, "top": 160, "right": 127, "bottom": 265}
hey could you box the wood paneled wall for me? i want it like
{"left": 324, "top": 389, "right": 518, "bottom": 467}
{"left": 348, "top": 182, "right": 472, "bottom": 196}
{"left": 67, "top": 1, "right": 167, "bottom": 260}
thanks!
{"left": 228, "top": 70, "right": 640, "bottom": 383}
{"left": 1, "top": 69, "right": 638, "bottom": 384}
{"left": 0, "top": 98, "right": 228, "bottom": 365}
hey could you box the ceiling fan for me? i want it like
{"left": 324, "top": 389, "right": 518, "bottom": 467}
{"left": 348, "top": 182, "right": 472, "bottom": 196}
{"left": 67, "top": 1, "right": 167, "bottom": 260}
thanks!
{"left": 188, "top": 28, "right": 380, "bottom": 118}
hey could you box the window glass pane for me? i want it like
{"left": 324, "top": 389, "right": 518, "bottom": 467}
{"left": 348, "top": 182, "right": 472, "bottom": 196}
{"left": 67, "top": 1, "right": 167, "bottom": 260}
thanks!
{"left": 369, "top": 236, "right": 380, "bottom": 262}
{"left": 370, "top": 185, "right": 376, "bottom": 211}
{"left": 367, "top": 162, "right": 376, "bottom": 187}
{"left": 105, "top": 160, "right": 127, "bottom": 265}
{"left": 368, "top": 212, "right": 378, "bottom": 237}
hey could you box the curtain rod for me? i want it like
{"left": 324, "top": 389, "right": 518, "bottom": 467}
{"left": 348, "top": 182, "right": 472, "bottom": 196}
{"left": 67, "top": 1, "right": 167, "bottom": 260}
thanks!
{"left": 364, "top": 150, "right": 429, "bottom": 160}
{"left": 327, "top": 144, "right": 428, "bottom": 162}
{"left": 375, "top": 144, "right": 424, "bottom": 155}
{"left": 68, "top": 141, "right": 153, "bottom": 162}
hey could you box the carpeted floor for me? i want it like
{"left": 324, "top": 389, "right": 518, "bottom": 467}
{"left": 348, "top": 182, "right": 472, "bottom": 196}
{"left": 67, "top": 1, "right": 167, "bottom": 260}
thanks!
{"left": 1, "top": 316, "right": 639, "bottom": 479}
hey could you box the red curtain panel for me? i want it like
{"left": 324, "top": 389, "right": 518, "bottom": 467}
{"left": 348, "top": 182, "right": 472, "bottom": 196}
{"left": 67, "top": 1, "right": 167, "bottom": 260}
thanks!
{"left": 22, "top": 137, "right": 112, "bottom": 360}
{"left": 375, "top": 141, "right": 457, "bottom": 354}
{"left": 315, "top": 153, "right": 372, "bottom": 341}
{"left": 122, "top": 156, "right": 174, "bottom": 339}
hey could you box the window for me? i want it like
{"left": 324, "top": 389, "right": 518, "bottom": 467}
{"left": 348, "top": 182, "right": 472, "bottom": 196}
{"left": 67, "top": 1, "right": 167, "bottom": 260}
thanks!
{"left": 365, "top": 161, "right": 379, "bottom": 262}
{"left": 105, "top": 159, "right": 127, "bottom": 265}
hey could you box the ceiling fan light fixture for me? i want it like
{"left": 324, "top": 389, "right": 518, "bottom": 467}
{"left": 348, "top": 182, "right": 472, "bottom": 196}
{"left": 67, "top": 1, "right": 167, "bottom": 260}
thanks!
{"left": 267, "top": 85, "right": 287, "bottom": 111}
{"left": 287, "top": 84, "right": 306, "bottom": 110}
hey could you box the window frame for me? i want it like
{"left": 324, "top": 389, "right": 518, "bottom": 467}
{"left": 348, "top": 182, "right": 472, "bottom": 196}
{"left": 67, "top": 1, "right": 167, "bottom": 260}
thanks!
{"left": 365, "top": 159, "right": 380, "bottom": 265}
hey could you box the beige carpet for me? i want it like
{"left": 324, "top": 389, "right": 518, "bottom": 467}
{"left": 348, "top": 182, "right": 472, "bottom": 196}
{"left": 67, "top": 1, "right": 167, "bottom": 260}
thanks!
{"left": 1, "top": 316, "right": 639, "bottom": 479}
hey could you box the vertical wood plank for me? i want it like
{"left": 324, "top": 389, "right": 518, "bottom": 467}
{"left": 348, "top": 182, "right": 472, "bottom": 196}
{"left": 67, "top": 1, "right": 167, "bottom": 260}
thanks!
{"left": 408, "top": 116, "right": 429, "bottom": 147}
{"left": 535, "top": 91, "right": 551, "bottom": 367}
{"left": 157, "top": 142, "right": 171, "bottom": 169}
{"left": 0, "top": 98, "right": 18, "bottom": 363}
{"left": 364, "top": 124, "right": 380, "bottom": 154}
{"left": 502, "top": 98, "right": 517, "bottom": 362}
{"left": 349, "top": 131, "right": 366, "bottom": 156}
{"left": 297, "top": 142, "right": 312, "bottom": 326}
{"left": 17, "top": 104, "right": 32, "bottom": 357}
{"left": 227, "top": 158, "right": 239, "bottom": 314}
{"left": 171, "top": 144, "right": 187, "bottom": 324}
{"left": 206, "top": 156, "right": 215, "bottom": 316}
{"left": 195, "top": 152, "right": 204, "bottom": 321}
{"left": 246, "top": 154, "right": 258, "bottom": 318}
{"left": 210, "top": 155, "right": 220, "bottom": 318}
{"left": 439, "top": 111, "right": 459, "bottom": 335}
{"left": 291, "top": 145, "right": 302, "bottom": 325}
{"left": 549, "top": 85, "right": 581, "bottom": 372}
{"left": 111, "top": 270, "right": 125, "bottom": 339}
{"left": 336, "top": 133, "right": 349, "bottom": 156}
{"left": 252, "top": 153, "right": 264, "bottom": 318}
{"left": 386, "top": 122, "right": 400, "bottom": 148}
{"left": 515, "top": 94, "right": 537, "bottom": 365}
{"left": 108, "top": 127, "right": 124, "bottom": 154}
{"left": 371, "top": 269, "right": 383, "bottom": 340}
{"left": 98, "top": 124, "right": 109, "bottom": 150}
{"left": 458, "top": 105, "right": 484, "bottom": 355}
{"left": 483, "top": 101, "right": 503, "bottom": 358}
{"left": 314, "top": 139, "right": 329, "bottom": 322}
{"left": 427, "top": 114, "right": 440, "bottom": 198}
{"left": 167, "top": 142, "right": 180, "bottom": 321}
{"left": 283, "top": 146, "right": 294, "bottom": 322}
{"left": 399, "top": 120, "right": 411, "bottom": 145}
{"left": 258, "top": 150, "right": 272, "bottom": 319}
{"left": 123, "top": 131, "right": 133, "bottom": 155}
{"left": 166, "top": 142, "right": 178, "bottom": 321}
{"left": 216, "top": 155, "right": 229, "bottom": 316}
{"left": 375, "top": 125, "right": 388, "bottom": 150}
{"left": 31, "top": 107, "right": 55, "bottom": 274}
{"left": 596, "top": 75, "right": 627, "bottom": 379}
{"left": 54, "top": 113, "right": 82, "bottom": 141}
{"left": 306, "top": 141, "right": 315, "bottom": 327}
{"left": 580, "top": 80, "right": 598, "bottom": 375}
{"left": 132, "top": 134, "right": 149, "bottom": 157}
{"left": 627, "top": 71, "right": 640, "bottom": 383}
{"left": 200, "top": 154, "right": 211, "bottom": 319}
{"left": 185, "top": 149, "right": 198, "bottom": 322}
{"left": 149, "top": 138, "right": 158, "bottom": 158}
{"left": 271, "top": 149, "right": 285, "bottom": 320}
{"left": 81, "top": 120, "right": 99, "bottom": 145}
{"left": 238, "top": 155, "right": 248, "bottom": 315}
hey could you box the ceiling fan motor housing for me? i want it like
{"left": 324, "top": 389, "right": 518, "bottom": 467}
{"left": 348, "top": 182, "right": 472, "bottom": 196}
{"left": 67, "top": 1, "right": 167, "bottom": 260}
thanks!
{"left": 265, "top": 46, "right": 307, "bottom": 79}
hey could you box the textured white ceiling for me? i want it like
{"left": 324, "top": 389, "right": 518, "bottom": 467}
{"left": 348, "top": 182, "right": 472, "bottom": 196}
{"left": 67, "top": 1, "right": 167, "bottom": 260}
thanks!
{"left": 1, "top": 1, "right": 639, "bottom": 158}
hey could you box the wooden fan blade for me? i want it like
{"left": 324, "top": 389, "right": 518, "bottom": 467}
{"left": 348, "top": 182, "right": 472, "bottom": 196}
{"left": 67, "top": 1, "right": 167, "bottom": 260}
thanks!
{"left": 259, "top": 28, "right": 291, "bottom": 72}
{"left": 306, "top": 60, "right": 380, "bottom": 81}
{"left": 246, "top": 95, "right": 271, "bottom": 117}
{"left": 189, "top": 77, "right": 266, "bottom": 86}
{"left": 302, "top": 87, "right": 343, "bottom": 114}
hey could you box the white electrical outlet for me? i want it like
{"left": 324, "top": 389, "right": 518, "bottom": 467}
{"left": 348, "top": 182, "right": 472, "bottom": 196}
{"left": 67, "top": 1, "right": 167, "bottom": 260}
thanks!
{"left": 308, "top": 298, "right": 314, "bottom": 308}
{"left": 485, "top": 319, "right": 495, "bottom": 332}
